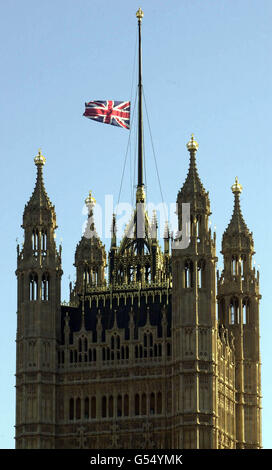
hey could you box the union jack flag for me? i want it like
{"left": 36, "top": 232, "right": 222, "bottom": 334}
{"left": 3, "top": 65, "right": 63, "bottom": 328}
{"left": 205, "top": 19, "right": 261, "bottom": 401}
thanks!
{"left": 83, "top": 100, "right": 130, "bottom": 130}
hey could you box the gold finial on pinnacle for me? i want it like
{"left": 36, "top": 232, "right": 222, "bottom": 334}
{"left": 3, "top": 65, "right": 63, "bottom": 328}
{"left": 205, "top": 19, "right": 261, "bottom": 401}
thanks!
{"left": 85, "top": 190, "right": 96, "bottom": 206}
{"left": 136, "top": 7, "right": 144, "bottom": 21}
{"left": 186, "top": 134, "right": 199, "bottom": 152}
{"left": 34, "top": 148, "right": 46, "bottom": 166}
{"left": 231, "top": 176, "right": 243, "bottom": 195}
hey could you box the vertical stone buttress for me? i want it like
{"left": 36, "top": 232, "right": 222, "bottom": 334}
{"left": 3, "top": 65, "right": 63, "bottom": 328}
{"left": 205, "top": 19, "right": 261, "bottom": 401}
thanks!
{"left": 172, "top": 136, "right": 217, "bottom": 449}
{"left": 217, "top": 177, "right": 261, "bottom": 448}
{"left": 15, "top": 151, "right": 62, "bottom": 448}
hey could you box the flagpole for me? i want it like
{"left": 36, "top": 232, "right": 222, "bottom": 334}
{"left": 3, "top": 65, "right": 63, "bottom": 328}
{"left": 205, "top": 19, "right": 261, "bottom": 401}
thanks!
{"left": 136, "top": 8, "right": 145, "bottom": 204}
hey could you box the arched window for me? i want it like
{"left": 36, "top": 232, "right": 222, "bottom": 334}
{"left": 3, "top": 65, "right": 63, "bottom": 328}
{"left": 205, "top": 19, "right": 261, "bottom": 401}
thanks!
{"left": 232, "top": 256, "right": 238, "bottom": 276}
{"left": 69, "top": 398, "right": 74, "bottom": 420}
{"left": 109, "top": 396, "right": 114, "bottom": 418}
{"left": 243, "top": 298, "right": 250, "bottom": 325}
{"left": 141, "top": 393, "right": 147, "bottom": 415}
{"left": 76, "top": 398, "right": 81, "bottom": 420}
{"left": 84, "top": 397, "right": 89, "bottom": 419}
{"left": 184, "top": 260, "right": 193, "bottom": 288}
{"left": 41, "top": 229, "right": 47, "bottom": 252}
{"left": 78, "top": 339, "right": 82, "bottom": 353}
{"left": 150, "top": 393, "right": 155, "bottom": 415}
{"left": 241, "top": 254, "right": 246, "bottom": 276}
{"left": 230, "top": 297, "right": 239, "bottom": 324}
{"left": 198, "top": 260, "right": 205, "bottom": 288}
{"left": 196, "top": 215, "right": 201, "bottom": 240}
{"left": 102, "top": 396, "right": 107, "bottom": 418}
{"left": 157, "top": 392, "right": 162, "bottom": 414}
{"left": 29, "top": 273, "right": 38, "bottom": 301}
{"left": 167, "top": 343, "right": 171, "bottom": 357}
{"left": 144, "top": 334, "right": 147, "bottom": 347}
{"left": 41, "top": 273, "right": 49, "bottom": 301}
{"left": 135, "top": 394, "right": 140, "bottom": 416}
{"left": 91, "top": 397, "right": 96, "bottom": 419}
{"left": 32, "top": 229, "right": 39, "bottom": 252}
{"left": 124, "top": 394, "right": 129, "bottom": 417}
{"left": 117, "top": 395, "right": 122, "bottom": 417}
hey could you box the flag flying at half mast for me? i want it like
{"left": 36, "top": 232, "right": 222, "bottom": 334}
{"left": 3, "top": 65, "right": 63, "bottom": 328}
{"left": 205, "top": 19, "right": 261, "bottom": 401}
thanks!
{"left": 83, "top": 100, "right": 130, "bottom": 129}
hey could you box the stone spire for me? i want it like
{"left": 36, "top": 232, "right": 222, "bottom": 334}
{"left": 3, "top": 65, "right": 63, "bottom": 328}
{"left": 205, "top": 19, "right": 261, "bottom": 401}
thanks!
{"left": 177, "top": 135, "right": 209, "bottom": 208}
{"left": 73, "top": 190, "right": 106, "bottom": 295}
{"left": 222, "top": 177, "right": 254, "bottom": 254}
{"left": 23, "top": 150, "right": 56, "bottom": 228}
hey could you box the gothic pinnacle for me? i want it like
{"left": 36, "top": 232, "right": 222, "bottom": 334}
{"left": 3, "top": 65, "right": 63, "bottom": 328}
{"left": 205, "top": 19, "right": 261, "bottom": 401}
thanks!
{"left": 34, "top": 148, "right": 46, "bottom": 166}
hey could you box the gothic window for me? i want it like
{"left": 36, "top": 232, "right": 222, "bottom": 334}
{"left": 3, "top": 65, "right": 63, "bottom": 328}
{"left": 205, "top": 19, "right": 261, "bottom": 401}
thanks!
{"left": 167, "top": 342, "right": 171, "bottom": 356}
{"left": 32, "top": 229, "right": 39, "bottom": 253}
{"left": 154, "top": 344, "right": 157, "bottom": 357}
{"left": 135, "top": 394, "right": 140, "bottom": 416}
{"left": 117, "top": 395, "right": 122, "bottom": 417}
{"left": 196, "top": 215, "right": 201, "bottom": 240}
{"left": 91, "top": 397, "right": 96, "bottom": 419}
{"left": 69, "top": 398, "right": 74, "bottom": 420}
{"left": 126, "top": 346, "right": 129, "bottom": 359}
{"left": 243, "top": 298, "right": 250, "bottom": 325}
{"left": 184, "top": 260, "right": 193, "bottom": 288}
{"left": 109, "top": 396, "right": 114, "bottom": 418}
{"left": 157, "top": 392, "right": 162, "bottom": 414}
{"left": 197, "top": 260, "right": 205, "bottom": 288}
{"left": 149, "top": 333, "right": 153, "bottom": 347}
{"left": 29, "top": 273, "right": 38, "bottom": 301}
{"left": 41, "top": 273, "right": 49, "bottom": 301}
{"left": 141, "top": 393, "right": 147, "bottom": 415}
{"left": 76, "top": 398, "right": 81, "bottom": 420}
{"left": 150, "top": 393, "right": 155, "bottom": 415}
{"left": 102, "top": 396, "right": 107, "bottom": 418}
{"left": 124, "top": 394, "right": 129, "bottom": 416}
{"left": 41, "top": 229, "right": 47, "bottom": 252}
{"left": 84, "top": 397, "right": 89, "bottom": 419}
{"left": 241, "top": 254, "right": 246, "bottom": 276}
{"left": 135, "top": 345, "right": 138, "bottom": 359}
{"left": 158, "top": 344, "right": 162, "bottom": 356}
{"left": 232, "top": 256, "right": 238, "bottom": 276}
{"left": 93, "top": 349, "right": 96, "bottom": 361}
{"left": 230, "top": 297, "right": 239, "bottom": 324}
{"left": 145, "top": 265, "right": 151, "bottom": 283}
{"left": 78, "top": 339, "right": 82, "bottom": 353}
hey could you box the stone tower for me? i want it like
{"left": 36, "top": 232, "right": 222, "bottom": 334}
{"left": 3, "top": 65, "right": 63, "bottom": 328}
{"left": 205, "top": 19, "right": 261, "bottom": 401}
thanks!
{"left": 15, "top": 8, "right": 262, "bottom": 449}
{"left": 217, "top": 177, "right": 262, "bottom": 448}
{"left": 15, "top": 151, "right": 62, "bottom": 448}
{"left": 172, "top": 135, "right": 218, "bottom": 448}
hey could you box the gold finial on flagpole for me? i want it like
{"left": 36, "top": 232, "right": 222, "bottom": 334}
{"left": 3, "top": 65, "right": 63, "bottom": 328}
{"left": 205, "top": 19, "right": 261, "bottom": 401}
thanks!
{"left": 136, "top": 7, "right": 144, "bottom": 21}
